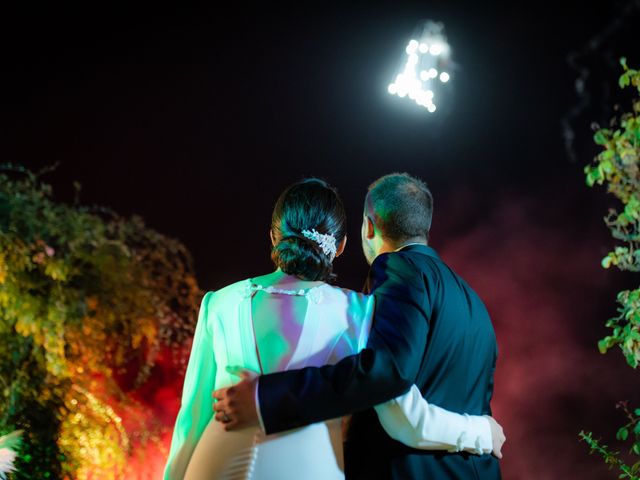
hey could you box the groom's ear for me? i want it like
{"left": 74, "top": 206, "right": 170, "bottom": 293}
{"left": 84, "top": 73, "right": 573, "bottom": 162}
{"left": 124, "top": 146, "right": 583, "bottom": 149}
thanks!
{"left": 270, "top": 229, "right": 276, "bottom": 247}
{"left": 365, "top": 216, "right": 376, "bottom": 240}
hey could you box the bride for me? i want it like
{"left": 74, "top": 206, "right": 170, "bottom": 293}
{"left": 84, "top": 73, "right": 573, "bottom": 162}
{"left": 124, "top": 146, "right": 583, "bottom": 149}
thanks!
{"left": 163, "top": 178, "right": 505, "bottom": 480}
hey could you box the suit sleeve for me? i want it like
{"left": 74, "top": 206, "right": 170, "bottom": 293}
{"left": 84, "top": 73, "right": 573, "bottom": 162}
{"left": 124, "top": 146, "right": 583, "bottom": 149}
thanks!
{"left": 485, "top": 348, "right": 498, "bottom": 416}
{"left": 163, "top": 291, "right": 217, "bottom": 480}
{"left": 258, "top": 252, "right": 433, "bottom": 434}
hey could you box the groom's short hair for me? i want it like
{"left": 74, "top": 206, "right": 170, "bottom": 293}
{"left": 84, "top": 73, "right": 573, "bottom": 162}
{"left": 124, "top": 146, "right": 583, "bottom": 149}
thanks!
{"left": 366, "top": 173, "right": 433, "bottom": 242}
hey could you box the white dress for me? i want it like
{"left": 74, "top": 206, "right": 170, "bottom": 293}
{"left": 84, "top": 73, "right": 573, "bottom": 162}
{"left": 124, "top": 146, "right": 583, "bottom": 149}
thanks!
{"left": 163, "top": 280, "right": 492, "bottom": 480}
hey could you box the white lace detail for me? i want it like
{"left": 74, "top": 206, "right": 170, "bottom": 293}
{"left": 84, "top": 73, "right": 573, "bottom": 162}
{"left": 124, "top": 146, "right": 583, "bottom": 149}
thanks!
{"left": 241, "top": 280, "right": 325, "bottom": 304}
{"left": 306, "top": 287, "right": 325, "bottom": 304}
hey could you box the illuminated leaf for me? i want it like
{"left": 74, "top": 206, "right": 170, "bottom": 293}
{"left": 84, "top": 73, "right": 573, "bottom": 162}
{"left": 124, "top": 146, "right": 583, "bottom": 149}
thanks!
{"left": 620, "top": 73, "right": 631, "bottom": 88}
{"left": 618, "top": 427, "right": 629, "bottom": 441}
{"left": 594, "top": 130, "right": 609, "bottom": 145}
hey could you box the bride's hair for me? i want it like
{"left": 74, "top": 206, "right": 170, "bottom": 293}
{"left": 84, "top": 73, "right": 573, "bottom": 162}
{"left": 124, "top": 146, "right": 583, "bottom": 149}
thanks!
{"left": 271, "top": 178, "right": 346, "bottom": 282}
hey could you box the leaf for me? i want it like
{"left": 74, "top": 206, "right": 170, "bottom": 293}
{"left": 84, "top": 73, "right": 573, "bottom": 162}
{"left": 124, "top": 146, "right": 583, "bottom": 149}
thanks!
{"left": 601, "top": 160, "right": 614, "bottom": 174}
{"left": 594, "top": 130, "right": 609, "bottom": 145}
{"left": 620, "top": 149, "right": 638, "bottom": 165}
{"left": 599, "top": 337, "right": 615, "bottom": 353}
{"left": 625, "top": 351, "right": 638, "bottom": 368}
{"left": 625, "top": 203, "right": 640, "bottom": 220}
{"left": 617, "top": 427, "right": 629, "bottom": 441}
{"left": 618, "top": 213, "right": 631, "bottom": 226}
{"left": 634, "top": 408, "right": 640, "bottom": 416}
{"left": 586, "top": 168, "right": 602, "bottom": 187}
{"left": 0, "top": 429, "right": 23, "bottom": 450}
{"left": 620, "top": 73, "right": 631, "bottom": 88}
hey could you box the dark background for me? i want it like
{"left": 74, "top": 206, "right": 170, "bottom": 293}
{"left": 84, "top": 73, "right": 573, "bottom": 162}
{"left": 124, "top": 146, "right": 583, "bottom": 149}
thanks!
{"left": 2, "top": 2, "right": 640, "bottom": 478}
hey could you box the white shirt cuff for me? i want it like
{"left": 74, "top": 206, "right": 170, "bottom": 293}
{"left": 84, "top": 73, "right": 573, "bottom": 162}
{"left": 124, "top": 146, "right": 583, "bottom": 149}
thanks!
{"left": 463, "top": 415, "right": 493, "bottom": 455}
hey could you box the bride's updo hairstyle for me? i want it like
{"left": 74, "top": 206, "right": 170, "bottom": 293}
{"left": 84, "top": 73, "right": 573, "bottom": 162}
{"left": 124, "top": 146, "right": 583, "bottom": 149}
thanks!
{"left": 271, "top": 178, "right": 346, "bottom": 282}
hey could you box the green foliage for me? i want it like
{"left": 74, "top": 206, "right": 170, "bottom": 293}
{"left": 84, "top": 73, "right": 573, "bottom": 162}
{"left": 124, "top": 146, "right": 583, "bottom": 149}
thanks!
{"left": 580, "top": 430, "right": 640, "bottom": 479}
{"left": 0, "top": 164, "right": 202, "bottom": 478}
{"left": 597, "top": 289, "right": 640, "bottom": 368}
{"left": 585, "top": 58, "right": 640, "bottom": 367}
{"left": 582, "top": 58, "right": 640, "bottom": 478}
{"left": 580, "top": 402, "right": 640, "bottom": 480}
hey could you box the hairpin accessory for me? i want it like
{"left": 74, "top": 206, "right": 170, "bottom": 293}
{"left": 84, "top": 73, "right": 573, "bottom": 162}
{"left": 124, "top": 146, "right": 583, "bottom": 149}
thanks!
{"left": 301, "top": 229, "right": 337, "bottom": 261}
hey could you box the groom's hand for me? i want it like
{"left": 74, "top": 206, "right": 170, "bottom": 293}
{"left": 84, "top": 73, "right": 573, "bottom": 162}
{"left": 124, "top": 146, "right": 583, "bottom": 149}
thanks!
{"left": 484, "top": 415, "right": 506, "bottom": 459}
{"left": 212, "top": 367, "right": 260, "bottom": 431}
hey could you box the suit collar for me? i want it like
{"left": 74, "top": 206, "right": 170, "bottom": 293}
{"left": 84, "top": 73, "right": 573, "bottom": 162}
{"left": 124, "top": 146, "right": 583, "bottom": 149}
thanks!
{"left": 396, "top": 243, "right": 440, "bottom": 260}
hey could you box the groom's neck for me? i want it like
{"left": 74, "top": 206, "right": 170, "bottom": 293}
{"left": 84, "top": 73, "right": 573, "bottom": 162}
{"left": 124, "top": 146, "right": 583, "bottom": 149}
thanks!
{"left": 377, "top": 236, "right": 428, "bottom": 256}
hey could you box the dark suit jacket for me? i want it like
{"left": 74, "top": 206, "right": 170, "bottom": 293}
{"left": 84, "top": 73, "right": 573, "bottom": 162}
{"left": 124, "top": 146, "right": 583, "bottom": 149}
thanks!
{"left": 258, "top": 244, "right": 501, "bottom": 479}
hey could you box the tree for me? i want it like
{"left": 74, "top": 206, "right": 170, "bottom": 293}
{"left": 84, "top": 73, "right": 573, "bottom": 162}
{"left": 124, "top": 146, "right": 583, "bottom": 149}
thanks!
{"left": 0, "top": 164, "right": 202, "bottom": 479}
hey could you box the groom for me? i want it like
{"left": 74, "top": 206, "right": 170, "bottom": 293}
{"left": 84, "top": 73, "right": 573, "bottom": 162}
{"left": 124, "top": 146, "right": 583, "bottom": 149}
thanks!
{"left": 214, "top": 173, "right": 502, "bottom": 479}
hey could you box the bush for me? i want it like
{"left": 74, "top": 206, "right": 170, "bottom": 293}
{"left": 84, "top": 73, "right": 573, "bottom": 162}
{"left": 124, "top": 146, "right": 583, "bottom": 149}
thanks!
{"left": 581, "top": 58, "right": 640, "bottom": 480}
{"left": 0, "top": 164, "right": 202, "bottom": 479}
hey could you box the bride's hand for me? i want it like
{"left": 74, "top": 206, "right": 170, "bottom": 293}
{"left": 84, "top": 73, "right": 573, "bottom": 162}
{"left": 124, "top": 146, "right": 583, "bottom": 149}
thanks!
{"left": 483, "top": 415, "right": 506, "bottom": 459}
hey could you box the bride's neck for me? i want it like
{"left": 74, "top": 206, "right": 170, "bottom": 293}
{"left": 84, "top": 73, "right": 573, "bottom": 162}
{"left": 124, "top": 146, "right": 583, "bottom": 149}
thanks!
{"left": 255, "top": 269, "right": 325, "bottom": 288}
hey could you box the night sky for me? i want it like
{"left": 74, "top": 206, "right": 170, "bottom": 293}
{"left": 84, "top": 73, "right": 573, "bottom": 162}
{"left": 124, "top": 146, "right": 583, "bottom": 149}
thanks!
{"left": 3, "top": 2, "right": 640, "bottom": 478}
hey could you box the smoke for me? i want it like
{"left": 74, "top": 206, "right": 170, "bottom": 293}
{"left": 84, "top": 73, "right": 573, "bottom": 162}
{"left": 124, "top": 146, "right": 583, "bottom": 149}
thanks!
{"left": 435, "top": 183, "right": 640, "bottom": 479}
{"left": 133, "top": 182, "right": 639, "bottom": 478}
